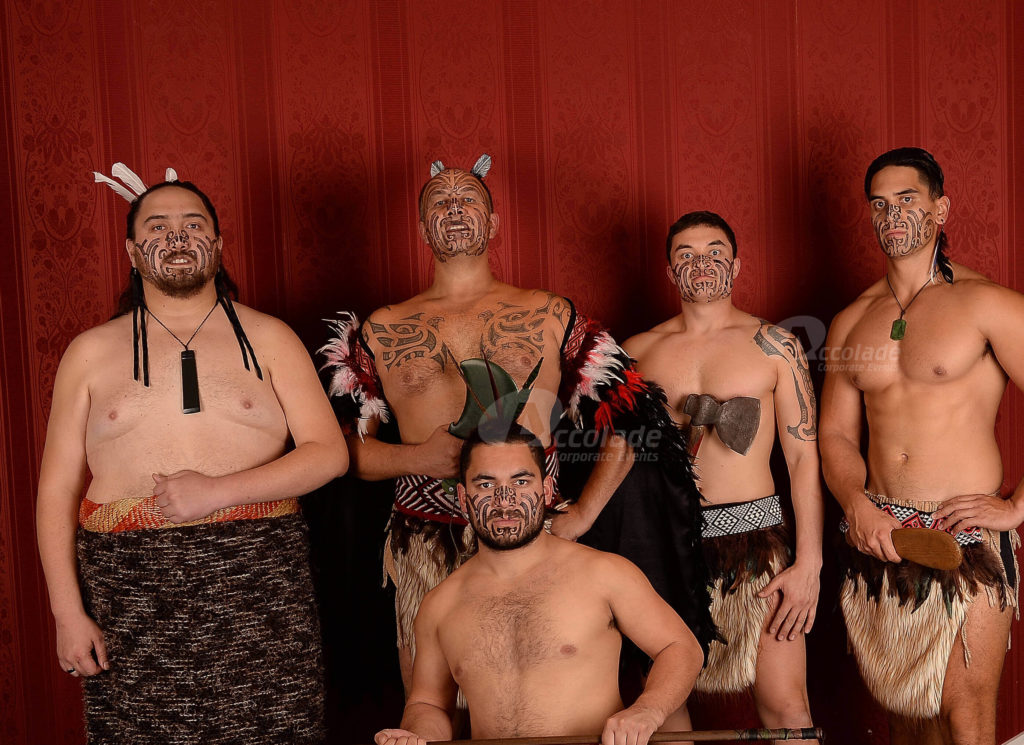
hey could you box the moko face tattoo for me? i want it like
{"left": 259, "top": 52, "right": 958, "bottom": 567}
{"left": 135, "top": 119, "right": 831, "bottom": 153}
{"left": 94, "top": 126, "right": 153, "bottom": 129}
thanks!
{"left": 668, "top": 225, "right": 736, "bottom": 304}
{"left": 871, "top": 201, "right": 937, "bottom": 258}
{"left": 130, "top": 187, "right": 220, "bottom": 298}
{"left": 868, "top": 166, "right": 943, "bottom": 258}
{"left": 466, "top": 482, "right": 546, "bottom": 551}
{"left": 420, "top": 170, "right": 494, "bottom": 263}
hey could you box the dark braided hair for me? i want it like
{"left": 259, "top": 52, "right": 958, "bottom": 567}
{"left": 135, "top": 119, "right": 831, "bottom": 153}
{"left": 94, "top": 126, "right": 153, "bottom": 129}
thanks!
{"left": 864, "top": 147, "right": 953, "bottom": 284}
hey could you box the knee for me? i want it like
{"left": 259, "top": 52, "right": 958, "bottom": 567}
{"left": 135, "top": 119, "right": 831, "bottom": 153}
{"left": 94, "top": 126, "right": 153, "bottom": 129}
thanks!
{"left": 753, "top": 692, "right": 812, "bottom": 728}
{"left": 942, "top": 703, "right": 996, "bottom": 745}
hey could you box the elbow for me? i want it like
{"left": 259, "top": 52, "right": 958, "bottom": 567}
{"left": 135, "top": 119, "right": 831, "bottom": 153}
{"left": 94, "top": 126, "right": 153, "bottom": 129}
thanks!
{"left": 332, "top": 444, "right": 350, "bottom": 480}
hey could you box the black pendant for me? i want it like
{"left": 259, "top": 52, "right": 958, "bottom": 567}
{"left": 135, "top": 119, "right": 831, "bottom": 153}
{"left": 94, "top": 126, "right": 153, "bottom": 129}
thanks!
{"left": 890, "top": 318, "right": 907, "bottom": 341}
{"left": 180, "top": 349, "right": 200, "bottom": 414}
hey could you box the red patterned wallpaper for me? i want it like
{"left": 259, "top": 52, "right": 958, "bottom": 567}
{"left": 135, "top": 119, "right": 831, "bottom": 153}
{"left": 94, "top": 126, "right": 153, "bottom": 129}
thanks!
{"left": 2, "top": 1, "right": 1023, "bottom": 743}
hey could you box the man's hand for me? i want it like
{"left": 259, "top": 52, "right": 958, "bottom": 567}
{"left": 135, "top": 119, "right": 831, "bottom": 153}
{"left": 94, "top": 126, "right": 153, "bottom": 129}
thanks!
{"left": 412, "top": 426, "right": 462, "bottom": 480}
{"left": 153, "top": 471, "right": 222, "bottom": 523}
{"left": 374, "top": 729, "right": 427, "bottom": 745}
{"left": 845, "top": 499, "right": 902, "bottom": 562}
{"left": 934, "top": 493, "right": 1024, "bottom": 533}
{"left": 602, "top": 702, "right": 662, "bottom": 745}
{"left": 549, "top": 502, "right": 594, "bottom": 541}
{"left": 56, "top": 610, "right": 108, "bottom": 677}
{"left": 758, "top": 561, "right": 820, "bottom": 641}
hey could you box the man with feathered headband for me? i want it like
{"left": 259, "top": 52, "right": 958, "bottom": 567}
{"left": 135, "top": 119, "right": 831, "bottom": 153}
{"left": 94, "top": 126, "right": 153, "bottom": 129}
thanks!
{"left": 35, "top": 165, "right": 348, "bottom": 744}
{"left": 821, "top": 147, "right": 1023, "bottom": 744}
{"left": 321, "top": 155, "right": 715, "bottom": 695}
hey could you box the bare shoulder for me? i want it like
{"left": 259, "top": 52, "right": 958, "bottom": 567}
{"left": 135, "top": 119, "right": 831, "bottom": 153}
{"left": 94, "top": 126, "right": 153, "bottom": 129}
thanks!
{"left": 230, "top": 302, "right": 305, "bottom": 350}
{"left": 751, "top": 317, "right": 804, "bottom": 363}
{"left": 503, "top": 286, "right": 574, "bottom": 321}
{"left": 60, "top": 315, "right": 130, "bottom": 370}
{"left": 828, "top": 280, "right": 887, "bottom": 343}
{"left": 622, "top": 317, "right": 683, "bottom": 358}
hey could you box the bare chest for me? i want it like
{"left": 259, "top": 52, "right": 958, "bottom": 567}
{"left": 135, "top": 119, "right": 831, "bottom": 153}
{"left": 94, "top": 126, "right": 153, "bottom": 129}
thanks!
{"left": 441, "top": 585, "right": 613, "bottom": 682}
{"left": 368, "top": 301, "right": 567, "bottom": 399}
{"left": 842, "top": 303, "right": 990, "bottom": 392}
{"left": 638, "top": 335, "right": 777, "bottom": 414}
{"left": 86, "top": 331, "right": 288, "bottom": 449}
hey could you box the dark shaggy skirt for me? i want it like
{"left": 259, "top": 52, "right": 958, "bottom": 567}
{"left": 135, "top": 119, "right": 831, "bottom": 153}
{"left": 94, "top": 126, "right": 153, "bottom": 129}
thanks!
{"left": 579, "top": 460, "right": 718, "bottom": 665}
{"left": 77, "top": 513, "right": 324, "bottom": 745}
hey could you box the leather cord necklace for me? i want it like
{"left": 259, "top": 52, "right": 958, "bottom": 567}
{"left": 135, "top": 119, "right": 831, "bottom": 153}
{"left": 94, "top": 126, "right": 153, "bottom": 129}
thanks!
{"left": 147, "top": 302, "right": 218, "bottom": 413}
{"left": 884, "top": 271, "right": 934, "bottom": 341}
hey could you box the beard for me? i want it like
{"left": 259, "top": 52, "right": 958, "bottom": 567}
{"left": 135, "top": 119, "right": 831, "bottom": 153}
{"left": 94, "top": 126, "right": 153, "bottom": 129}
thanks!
{"left": 133, "top": 237, "right": 219, "bottom": 299}
{"left": 468, "top": 499, "right": 546, "bottom": 551}
{"left": 151, "top": 252, "right": 217, "bottom": 298}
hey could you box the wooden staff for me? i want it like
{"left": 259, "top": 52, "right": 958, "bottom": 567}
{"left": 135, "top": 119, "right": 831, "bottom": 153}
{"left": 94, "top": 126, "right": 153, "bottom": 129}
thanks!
{"left": 431, "top": 728, "right": 824, "bottom": 745}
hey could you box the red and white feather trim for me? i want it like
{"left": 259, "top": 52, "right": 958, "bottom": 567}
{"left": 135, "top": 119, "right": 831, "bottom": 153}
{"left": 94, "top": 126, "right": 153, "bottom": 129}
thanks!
{"left": 319, "top": 311, "right": 390, "bottom": 438}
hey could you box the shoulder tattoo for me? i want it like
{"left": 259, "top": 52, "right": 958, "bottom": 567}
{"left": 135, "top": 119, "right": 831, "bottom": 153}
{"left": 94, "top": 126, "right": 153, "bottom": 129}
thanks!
{"left": 753, "top": 321, "right": 817, "bottom": 442}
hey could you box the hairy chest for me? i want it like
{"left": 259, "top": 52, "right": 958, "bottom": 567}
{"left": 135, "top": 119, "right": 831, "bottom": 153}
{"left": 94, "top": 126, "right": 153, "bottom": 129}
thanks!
{"left": 443, "top": 586, "right": 610, "bottom": 681}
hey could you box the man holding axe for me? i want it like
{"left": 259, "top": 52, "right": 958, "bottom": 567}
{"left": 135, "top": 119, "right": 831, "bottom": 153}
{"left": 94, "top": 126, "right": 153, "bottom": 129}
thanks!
{"left": 820, "top": 147, "right": 1023, "bottom": 745}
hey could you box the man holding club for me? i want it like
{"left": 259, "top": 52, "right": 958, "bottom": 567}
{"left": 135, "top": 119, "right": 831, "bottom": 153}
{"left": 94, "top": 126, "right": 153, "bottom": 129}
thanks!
{"left": 820, "top": 147, "right": 1023, "bottom": 745}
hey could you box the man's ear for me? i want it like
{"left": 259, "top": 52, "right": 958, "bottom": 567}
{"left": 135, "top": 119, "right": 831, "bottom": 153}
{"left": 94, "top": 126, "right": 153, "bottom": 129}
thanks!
{"left": 542, "top": 475, "right": 555, "bottom": 507}
{"left": 125, "top": 239, "right": 136, "bottom": 264}
{"left": 418, "top": 220, "right": 429, "bottom": 244}
{"left": 487, "top": 212, "right": 499, "bottom": 239}
{"left": 731, "top": 256, "right": 742, "bottom": 279}
{"left": 936, "top": 195, "right": 951, "bottom": 225}
{"left": 457, "top": 483, "right": 469, "bottom": 515}
{"left": 665, "top": 263, "right": 677, "bottom": 286}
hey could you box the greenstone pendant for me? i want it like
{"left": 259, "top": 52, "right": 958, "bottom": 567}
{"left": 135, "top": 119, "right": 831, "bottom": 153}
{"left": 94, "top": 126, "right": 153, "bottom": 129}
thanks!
{"left": 890, "top": 318, "right": 906, "bottom": 341}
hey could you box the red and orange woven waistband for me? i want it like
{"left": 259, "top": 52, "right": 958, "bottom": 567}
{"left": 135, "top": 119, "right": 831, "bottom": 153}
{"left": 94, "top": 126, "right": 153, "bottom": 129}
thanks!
{"left": 79, "top": 495, "right": 299, "bottom": 533}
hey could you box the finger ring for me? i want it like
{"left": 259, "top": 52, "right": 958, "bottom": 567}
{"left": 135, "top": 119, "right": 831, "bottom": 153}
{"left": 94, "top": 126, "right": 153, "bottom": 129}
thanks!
{"left": 66, "top": 667, "right": 76, "bottom": 674}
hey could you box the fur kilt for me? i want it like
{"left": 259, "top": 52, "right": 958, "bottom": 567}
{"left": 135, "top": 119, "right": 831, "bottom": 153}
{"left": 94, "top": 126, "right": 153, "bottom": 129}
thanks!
{"left": 385, "top": 511, "right": 476, "bottom": 652}
{"left": 838, "top": 495, "right": 1020, "bottom": 720}
{"left": 77, "top": 513, "right": 324, "bottom": 745}
{"left": 695, "top": 512, "right": 791, "bottom": 694}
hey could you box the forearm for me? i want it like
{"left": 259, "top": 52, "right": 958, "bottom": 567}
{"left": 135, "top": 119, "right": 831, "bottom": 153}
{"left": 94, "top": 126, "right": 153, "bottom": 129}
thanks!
{"left": 399, "top": 701, "right": 454, "bottom": 741}
{"left": 1004, "top": 475, "right": 1024, "bottom": 526}
{"left": 36, "top": 493, "right": 87, "bottom": 620}
{"left": 787, "top": 454, "right": 824, "bottom": 568}
{"left": 573, "top": 434, "right": 633, "bottom": 521}
{"left": 633, "top": 639, "right": 702, "bottom": 720}
{"left": 213, "top": 440, "right": 348, "bottom": 507}
{"left": 819, "top": 432, "right": 869, "bottom": 514}
{"left": 348, "top": 435, "right": 429, "bottom": 481}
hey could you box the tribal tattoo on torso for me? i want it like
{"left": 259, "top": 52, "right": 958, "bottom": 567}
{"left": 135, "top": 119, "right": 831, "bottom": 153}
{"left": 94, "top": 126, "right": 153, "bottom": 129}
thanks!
{"left": 753, "top": 321, "right": 817, "bottom": 442}
{"left": 363, "top": 293, "right": 572, "bottom": 386}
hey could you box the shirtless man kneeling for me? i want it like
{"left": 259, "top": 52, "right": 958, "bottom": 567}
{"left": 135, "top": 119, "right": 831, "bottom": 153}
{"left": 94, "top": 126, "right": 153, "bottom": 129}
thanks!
{"left": 374, "top": 425, "right": 703, "bottom": 745}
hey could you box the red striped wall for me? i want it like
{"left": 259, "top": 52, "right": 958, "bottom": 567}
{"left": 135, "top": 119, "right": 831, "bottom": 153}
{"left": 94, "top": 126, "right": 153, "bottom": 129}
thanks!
{"left": 1, "top": 1, "right": 1022, "bottom": 742}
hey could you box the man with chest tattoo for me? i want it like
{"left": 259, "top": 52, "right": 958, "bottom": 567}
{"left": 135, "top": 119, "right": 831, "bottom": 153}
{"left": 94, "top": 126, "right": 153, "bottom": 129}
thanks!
{"left": 374, "top": 426, "right": 703, "bottom": 745}
{"left": 820, "top": 147, "right": 1023, "bottom": 745}
{"left": 322, "top": 156, "right": 713, "bottom": 694}
{"left": 623, "top": 211, "right": 821, "bottom": 743}
{"left": 36, "top": 170, "right": 348, "bottom": 744}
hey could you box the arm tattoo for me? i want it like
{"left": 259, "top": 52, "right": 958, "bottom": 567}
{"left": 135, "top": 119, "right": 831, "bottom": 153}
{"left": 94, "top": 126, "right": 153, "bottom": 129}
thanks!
{"left": 753, "top": 321, "right": 818, "bottom": 442}
{"left": 366, "top": 313, "right": 456, "bottom": 372}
